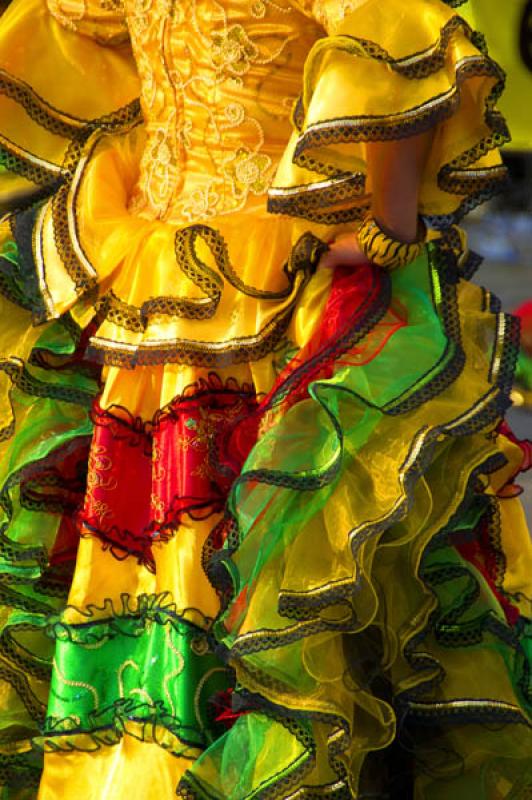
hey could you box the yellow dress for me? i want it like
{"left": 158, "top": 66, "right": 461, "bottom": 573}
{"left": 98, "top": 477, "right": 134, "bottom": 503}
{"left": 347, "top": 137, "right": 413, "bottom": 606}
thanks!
{"left": 0, "top": 0, "right": 530, "bottom": 797}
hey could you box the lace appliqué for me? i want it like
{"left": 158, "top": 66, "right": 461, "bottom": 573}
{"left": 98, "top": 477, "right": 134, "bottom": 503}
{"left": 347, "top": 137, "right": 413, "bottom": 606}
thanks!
{"left": 124, "top": 0, "right": 298, "bottom": 222}
{"left": 127, "top": 0, "right": 185, "bottom": 218}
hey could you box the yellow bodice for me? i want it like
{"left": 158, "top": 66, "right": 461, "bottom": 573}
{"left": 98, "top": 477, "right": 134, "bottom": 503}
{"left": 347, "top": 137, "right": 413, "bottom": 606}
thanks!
{"left": 2, "top": 0, "right": 508, "bottom": 231}
{"left": 0, "top": 0, "right": 510, "bottom": 369}
{"left": 127, "top": 0, "right": 324, "bottom": 222}
{"left": 47, "top": 0, "right": 324, "bottom": 222}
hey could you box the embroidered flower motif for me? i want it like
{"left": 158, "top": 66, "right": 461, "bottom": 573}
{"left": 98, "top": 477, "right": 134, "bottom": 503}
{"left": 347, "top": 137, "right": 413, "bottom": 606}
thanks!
{"left": 130, "top": 0, "right": 153, "bottom": 33}
{"left": 250, "top": 0, "right": 266, "bottom": 18}
{"left": 190, "top": 635, "right": 210, "bottom": 656}
{"left": 152, "top": 443, "right": 167, "bottom": 483}
{"left": 223, "top": 147, "right": 272, "bottom": 197}
{"left": 144, "top": 122, "right": 180, "bottom": 216}
{"left": 222, "top": 103, "right": 246, "bottom": 128}
{"left": 88, "top": 499, "right": 114, "bottom": 524}
{"left": 178, "top": 118, "right": 194, "bottom": 149}
{"left": 181, "top": 182, "right": 221, "bottom": 222}
{"left": 150, "top": 492, "right": 166, "bottom": 522}
{"left": 211, "top": 25, "right": 259, "bottom": 76}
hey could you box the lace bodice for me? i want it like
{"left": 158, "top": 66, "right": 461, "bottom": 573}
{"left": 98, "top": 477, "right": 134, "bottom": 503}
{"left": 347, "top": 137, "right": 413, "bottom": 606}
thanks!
{"left": 130, "top": 0, "right": 326, "bottom": 222}
{"left": 47, "top": 0, "right": 323, "bottom": 222}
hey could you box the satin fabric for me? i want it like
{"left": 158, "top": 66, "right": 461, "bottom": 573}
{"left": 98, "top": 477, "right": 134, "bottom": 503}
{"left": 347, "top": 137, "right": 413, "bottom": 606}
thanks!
{"left": 0, "top": 0, "right": 529, "bottom": 797}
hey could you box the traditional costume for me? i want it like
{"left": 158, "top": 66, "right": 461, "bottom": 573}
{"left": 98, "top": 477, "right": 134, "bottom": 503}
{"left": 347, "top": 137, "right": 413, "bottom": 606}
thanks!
{"left": 0, "top": 0, "right": 530, "bottom": 797}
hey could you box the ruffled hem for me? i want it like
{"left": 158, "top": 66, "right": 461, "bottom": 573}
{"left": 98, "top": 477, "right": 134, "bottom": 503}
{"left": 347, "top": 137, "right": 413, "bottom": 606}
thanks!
{"left": 0, "top": 289, "right": 99, "bottom": 792}
{"left": 0, "top": 235, "right": 531, "bottom": 797}
{"left": 173, "top": 248, "right": 532, "bottom": 798}
{"left": 1, "top": 126, "right": 330, "bottom": 370}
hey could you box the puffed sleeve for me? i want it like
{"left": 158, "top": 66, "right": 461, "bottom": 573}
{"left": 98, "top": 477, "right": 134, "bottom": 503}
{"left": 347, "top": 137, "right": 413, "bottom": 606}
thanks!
{"left": 268, "top": 0, "right": 509, "bottom": 228}
{"left": 0, "top": 0, "right": 139, "bottom": 213}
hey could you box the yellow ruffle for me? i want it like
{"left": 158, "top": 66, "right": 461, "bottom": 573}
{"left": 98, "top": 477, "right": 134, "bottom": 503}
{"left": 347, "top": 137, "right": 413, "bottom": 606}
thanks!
{"left": 0, "top": 0, "right": 139, "bottom": 211}
{"left": 201, "top": 274, "right": 532, "bottom": 797}
{"left": 39, "top": 741, "right": 193, "bottom": 800}
{"left": 25, "top": 125, "right": 333, "bottom": 369}
{"left": 35, "top": 262, "right": 532, "bottom": 799}
{"left": 269, "top": 0, "right": 508, "bottom": 226}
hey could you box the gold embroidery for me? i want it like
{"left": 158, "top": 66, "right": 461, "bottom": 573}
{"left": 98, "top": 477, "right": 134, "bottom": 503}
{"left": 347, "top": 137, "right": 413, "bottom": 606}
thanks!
{"left": 126, "top": 0, "right": 185, "bottom": 217}
{"left": 212, "top": 25, "right": 260, "bottom": 77}
{"left": 222, "top": 146, "right": 272, "bottom": 199}
{"left": 181, "top": 183, "right": 221, "bottom": 222}
{"left": 117, "top": 658, "right": 140, "bottom": 698}
{"left": 87, "top": 445, "right": 116, "bottom": 483}
{"left": 193, "top": 667, "right": 228, "bottom": 727}
{"left": 150, "top": 492, "right": 166, "bottom": 522}
{"left": 152, "top": 442, "right": 167, "bottom": 483}
{"left": 163, "top": 627, "right": 186, "bottom": 716}
{"left": 53, "top": 658, "right": 100, "bottom": 710}
{"left": 47, "top": 0, "right": 129, "bottom": 45}
{"left": 122, "top": 0, "right": 301, "bottom": 222}
{"left": 250, "top": 0, "right": 293, "bottom": 18}
{"left": 130, "top": 687, "right": 156, "bottom": 706}
{"left": 85, "top": 444, "right": 118, "bottom": 524}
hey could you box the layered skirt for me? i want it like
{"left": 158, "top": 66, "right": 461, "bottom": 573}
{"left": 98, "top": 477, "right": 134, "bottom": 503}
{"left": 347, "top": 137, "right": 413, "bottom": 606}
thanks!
{"left": 0, "top": 176, "right": 531, "bottom": 797}
{"left": 0, "top": 0, "right": 530, "bottom": 796}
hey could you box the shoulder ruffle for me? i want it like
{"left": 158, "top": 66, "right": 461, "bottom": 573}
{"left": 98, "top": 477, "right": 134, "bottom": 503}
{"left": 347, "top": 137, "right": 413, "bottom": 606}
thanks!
{"left": 269, "top": 0, "right": 509, "bottom": 228}
{"left": 0, "top": 0, "right": 139, "bottom": 215}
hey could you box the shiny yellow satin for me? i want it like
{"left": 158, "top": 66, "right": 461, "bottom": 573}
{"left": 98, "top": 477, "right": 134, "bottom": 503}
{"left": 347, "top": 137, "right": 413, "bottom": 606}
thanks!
{"left": 0, "top": 0, "right": 138, "bottom": 210}
{"left": 0, "top": 0, "right": 526, "bottom": 796}
{"left": 1, "top": 0, "right": 506, "bottom": 360}
{"left": 272, "top": 0, "right": 506, "bottom": 220}
{"left": 39, "top": 741, "right": 193, "bottom": 800}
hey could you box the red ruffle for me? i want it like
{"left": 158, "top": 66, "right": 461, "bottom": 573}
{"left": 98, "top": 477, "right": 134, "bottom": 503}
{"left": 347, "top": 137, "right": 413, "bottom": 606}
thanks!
{"left": 79, "top": 375, "right": 259, "bottom": 569}
{"left": 495, "top": 420, "right": 532, "bottom": 499}
{"left": 455, "top": 511, "right": 520, "bottom": 628}
{"left": 78, "top": 261, "right": 405, "bottom": 569}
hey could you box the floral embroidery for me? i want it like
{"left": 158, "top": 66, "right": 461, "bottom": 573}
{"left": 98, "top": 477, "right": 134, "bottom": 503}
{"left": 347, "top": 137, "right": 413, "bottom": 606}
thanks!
{"left": 47, "top": 0, "right": 129, "bottom": 43}
{"left": 152, "top": 443, "right": 167, "bottom": 483}
{"left": 211, "top": 24, "right": 260, "bottom": 77}
{"left": 85, "top": 444, "right": 118, "bottom": 524}
{"left": 126, "top": 0, "right": 185, "bottom": 218}
{"left": 222, "top": 103, "right": 246, "bottom": 128}
{"left": 222, "top": 147, "right": 273, "bottom": 198}
{"left": 144, "top": 119, "right": 180, "bottom": 215}
{"left": 120, "top": 0, "right": 301, "bottom": 222}
{"left": 181, "top": 182, "right": 221, "bottom": 222}
{"left": 150, "top": 492, "right": 166, "bottom": 522}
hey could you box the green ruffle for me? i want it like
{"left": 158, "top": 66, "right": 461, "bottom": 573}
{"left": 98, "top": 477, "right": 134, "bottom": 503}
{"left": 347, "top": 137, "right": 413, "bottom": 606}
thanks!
{"left": 0, "top": 239, "right": 99, "bottom": 793}
{"left": 41, "top": 595, "right": 232, "bottom": 754}
{"left": 178, "top": 248, "right": 529, "bottom": 798}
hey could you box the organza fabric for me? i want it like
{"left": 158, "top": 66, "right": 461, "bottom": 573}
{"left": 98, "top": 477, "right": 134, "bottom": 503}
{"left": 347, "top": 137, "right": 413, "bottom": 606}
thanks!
{"left": 0, "top": 0, "right": 529, "bottom": 798}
